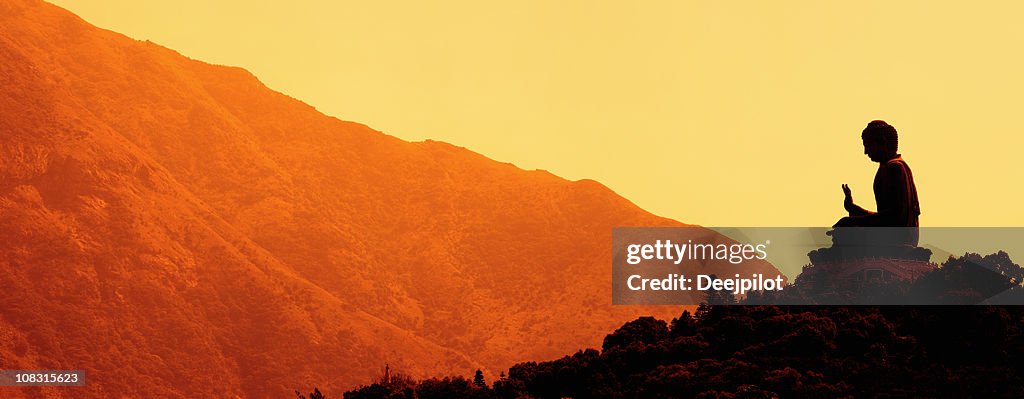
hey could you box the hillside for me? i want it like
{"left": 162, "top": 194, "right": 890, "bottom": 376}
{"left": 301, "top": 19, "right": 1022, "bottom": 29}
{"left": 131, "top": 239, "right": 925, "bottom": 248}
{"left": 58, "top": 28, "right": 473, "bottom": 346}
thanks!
{"left": 0, "top": 0, "right": 780, "bottom": 397}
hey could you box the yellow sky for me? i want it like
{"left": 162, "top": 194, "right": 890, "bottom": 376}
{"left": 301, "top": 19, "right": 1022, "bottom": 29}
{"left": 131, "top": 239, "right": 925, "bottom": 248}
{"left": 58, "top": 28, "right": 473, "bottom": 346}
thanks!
{"left": 50, "top": 0, "right": 1023, "bottom": 226}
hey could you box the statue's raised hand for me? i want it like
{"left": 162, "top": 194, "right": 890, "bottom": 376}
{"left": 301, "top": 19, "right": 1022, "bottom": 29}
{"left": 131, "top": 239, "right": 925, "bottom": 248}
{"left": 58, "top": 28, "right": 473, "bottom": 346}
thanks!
{"left": 842, "top": 184, "right": 854, "bottom": 212}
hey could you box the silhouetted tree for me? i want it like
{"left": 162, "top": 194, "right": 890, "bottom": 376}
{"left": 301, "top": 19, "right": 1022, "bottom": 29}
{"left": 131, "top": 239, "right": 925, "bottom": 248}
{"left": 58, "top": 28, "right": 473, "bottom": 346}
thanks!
{"left": 473, "top": 369, "right": 486, "bottom": 388}
{"left": 601, "top": 316, "right": 668, "bottom": 352}
{"left": 296, "top": 387, "right": 326, "bottom": 399}
{"left": 417, "top": 376, "right": 476, "bottom": 399}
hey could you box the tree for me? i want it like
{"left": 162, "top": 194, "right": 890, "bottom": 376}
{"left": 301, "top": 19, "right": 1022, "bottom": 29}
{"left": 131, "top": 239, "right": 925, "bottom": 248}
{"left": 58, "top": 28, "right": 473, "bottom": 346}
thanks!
{"left": 296, "top": 387, "right": 326, "bottom": 399}
{"left": 601, "top": 316, "right": 668, "bottom": 352}
{"left": 473, "top": 369, "right": 486, "bottom": 388}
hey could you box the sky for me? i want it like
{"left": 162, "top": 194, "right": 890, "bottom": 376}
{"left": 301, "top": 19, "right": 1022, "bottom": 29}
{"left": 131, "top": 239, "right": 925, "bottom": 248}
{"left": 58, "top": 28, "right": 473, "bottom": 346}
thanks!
{"left": 49, "top": 0, "right": 1024, "bottom": 226}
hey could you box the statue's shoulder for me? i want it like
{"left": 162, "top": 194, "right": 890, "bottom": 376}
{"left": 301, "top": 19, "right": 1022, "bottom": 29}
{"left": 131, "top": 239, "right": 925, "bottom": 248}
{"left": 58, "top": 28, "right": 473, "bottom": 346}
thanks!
{"left": 884, "top": 157, "right": 912, "bottom": 173}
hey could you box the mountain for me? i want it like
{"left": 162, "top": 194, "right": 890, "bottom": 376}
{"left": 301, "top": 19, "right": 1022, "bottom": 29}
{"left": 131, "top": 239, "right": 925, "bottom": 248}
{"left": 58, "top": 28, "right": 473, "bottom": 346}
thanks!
{"left": 0, "top": 0, "right": 781, "bottom": 397}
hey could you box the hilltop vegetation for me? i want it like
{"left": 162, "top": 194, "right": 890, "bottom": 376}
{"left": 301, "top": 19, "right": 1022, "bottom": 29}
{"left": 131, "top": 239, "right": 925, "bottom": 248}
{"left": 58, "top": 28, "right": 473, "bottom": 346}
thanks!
{"left": 336, "top": 252, "right": 1024, "bottom": 399}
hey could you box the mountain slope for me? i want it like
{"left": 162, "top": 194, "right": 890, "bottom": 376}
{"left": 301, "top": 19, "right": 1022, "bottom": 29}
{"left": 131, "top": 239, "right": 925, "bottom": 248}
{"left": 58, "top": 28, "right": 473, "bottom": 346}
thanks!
{"left": 0, "top": 0, "right": 781, "bottom": 397}
{"left": 0, "top": 9, "right": 478, "bottom": 396}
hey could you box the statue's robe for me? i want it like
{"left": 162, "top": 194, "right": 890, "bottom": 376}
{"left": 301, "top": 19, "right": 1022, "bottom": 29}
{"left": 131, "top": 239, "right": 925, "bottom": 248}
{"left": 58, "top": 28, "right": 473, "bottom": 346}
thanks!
{"left": 841, "top": 154, "right": 921, "bottom": 246}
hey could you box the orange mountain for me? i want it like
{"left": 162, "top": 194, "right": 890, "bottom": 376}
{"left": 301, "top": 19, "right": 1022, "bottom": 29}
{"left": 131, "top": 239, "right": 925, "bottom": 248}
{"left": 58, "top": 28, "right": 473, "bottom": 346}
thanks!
{"left": 0, "top": 1, "right": 781, "bottom": 397}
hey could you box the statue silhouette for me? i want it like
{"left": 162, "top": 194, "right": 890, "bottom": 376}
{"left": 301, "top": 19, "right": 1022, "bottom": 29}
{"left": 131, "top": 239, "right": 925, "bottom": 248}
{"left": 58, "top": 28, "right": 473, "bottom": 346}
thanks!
{"left": 831, "top": 120, "right": 921, "bottom": 248}
{"left": 805, "top": 120, "right": 931, "bottom": 284}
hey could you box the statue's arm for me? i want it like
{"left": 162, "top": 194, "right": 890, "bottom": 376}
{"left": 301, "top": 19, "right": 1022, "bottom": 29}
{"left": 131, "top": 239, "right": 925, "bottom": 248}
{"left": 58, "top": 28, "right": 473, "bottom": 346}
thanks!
{"left": 847, "top": 202, "right": 872, "bottom": 217}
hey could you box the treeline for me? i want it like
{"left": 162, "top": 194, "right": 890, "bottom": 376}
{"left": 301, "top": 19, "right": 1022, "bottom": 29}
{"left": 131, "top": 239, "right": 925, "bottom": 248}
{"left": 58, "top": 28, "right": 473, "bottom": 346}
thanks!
{"left": 303, "top": 252, "right": 1024, "bottom": 398}
{"left": 745, "top": 251, "right": 1024, "bottom": 305}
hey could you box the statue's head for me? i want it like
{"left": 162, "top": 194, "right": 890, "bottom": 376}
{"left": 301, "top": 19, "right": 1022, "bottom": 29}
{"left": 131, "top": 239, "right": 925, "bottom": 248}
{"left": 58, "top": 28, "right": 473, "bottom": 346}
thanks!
{"left": 861, "top": 120, "right": 898, "bottom": 162}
